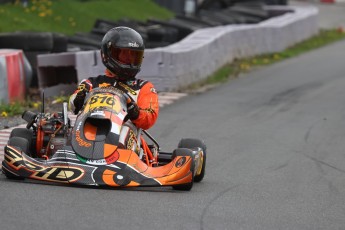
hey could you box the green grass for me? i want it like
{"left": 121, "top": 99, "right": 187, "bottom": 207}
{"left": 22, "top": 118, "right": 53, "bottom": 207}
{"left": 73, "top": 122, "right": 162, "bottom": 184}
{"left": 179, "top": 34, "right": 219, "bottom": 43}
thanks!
{"left": 0, "top": 0, "right": 173, "bottom": 35}
{"left": 0, "top": 100, "right": 41, "bottom": 117}
{"left": 185, "top": 28, "right": 345, "bottom": 91}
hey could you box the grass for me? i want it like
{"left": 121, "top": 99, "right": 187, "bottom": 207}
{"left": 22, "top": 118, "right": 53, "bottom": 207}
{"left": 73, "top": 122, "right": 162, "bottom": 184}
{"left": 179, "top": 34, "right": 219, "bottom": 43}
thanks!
{"left": 0, "top": 100, "right": 41, "bottom": 117}
{"left": 0, "top": 0, "right": 173, "bottom": 35}
{"left": 0, "top": 94, "right": 71, "bottom": 117}
{"left": 185, "top": 28, "right": 345, "bottom": 91}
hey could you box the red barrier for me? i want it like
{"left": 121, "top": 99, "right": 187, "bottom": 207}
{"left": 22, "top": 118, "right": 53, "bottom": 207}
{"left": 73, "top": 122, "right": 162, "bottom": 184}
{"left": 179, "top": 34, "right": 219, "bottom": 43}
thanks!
{"left": 0, "top": 49, "right": 26, "bottom": 102}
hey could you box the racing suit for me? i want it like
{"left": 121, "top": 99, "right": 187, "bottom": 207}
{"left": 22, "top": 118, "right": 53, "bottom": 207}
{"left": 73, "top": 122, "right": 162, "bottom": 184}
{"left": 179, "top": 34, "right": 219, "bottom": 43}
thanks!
{"left": 69, "top": 71, "right": 159, "bottom": 130}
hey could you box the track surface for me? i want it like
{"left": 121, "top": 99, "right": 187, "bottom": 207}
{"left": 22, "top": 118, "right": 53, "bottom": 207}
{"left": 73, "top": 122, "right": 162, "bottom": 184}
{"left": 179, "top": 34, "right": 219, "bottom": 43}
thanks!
{"left": 2, "top": 38, "right": 345, "bottom": 229}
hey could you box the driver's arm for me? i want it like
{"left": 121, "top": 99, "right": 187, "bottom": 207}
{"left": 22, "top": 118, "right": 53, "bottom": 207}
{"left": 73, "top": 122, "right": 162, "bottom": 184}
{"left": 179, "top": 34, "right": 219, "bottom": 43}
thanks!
{"left": 131, "top": 82, "right": 159, "bottom": 130}
{"left": 69, "top": 79, "right": 93, "bottom": 114}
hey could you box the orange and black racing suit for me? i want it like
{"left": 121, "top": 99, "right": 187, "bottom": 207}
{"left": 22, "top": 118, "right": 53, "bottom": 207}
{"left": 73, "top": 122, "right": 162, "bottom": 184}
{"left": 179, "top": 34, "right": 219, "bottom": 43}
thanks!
{"left": 69, "top": 73, "right": 159, "bottom": 130}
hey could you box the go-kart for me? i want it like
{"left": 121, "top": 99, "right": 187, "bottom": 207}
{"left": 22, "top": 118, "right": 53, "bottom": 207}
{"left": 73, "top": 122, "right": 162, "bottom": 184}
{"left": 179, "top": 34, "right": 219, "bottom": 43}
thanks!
{"left": 2, "top": 87, "right": 206, "bottom": 191}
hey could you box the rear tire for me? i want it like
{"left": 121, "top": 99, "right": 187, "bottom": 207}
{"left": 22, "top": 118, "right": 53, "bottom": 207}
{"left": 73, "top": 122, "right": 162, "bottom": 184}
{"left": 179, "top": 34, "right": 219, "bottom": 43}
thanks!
{"left": 10, "top": 128, "right": 33, "bottom": 141}
{"left": 9, "top": 128, "right": 34, "bottom": 156}
{"left": 178, "top": 138, "right": 206, "bottom": 182}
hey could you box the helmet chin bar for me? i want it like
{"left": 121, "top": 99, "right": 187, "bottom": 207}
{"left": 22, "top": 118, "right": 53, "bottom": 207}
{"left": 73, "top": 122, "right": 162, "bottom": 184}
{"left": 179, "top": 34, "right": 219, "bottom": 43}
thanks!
{"left": 105, "top": 58, "right": 140, "bottom": 80}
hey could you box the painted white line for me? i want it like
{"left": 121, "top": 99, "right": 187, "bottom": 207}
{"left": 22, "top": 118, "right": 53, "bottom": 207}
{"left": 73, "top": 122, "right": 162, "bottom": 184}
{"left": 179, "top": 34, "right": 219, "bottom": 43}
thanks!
{"left": 0, "top": 133, "right": 10, "bottom": 136}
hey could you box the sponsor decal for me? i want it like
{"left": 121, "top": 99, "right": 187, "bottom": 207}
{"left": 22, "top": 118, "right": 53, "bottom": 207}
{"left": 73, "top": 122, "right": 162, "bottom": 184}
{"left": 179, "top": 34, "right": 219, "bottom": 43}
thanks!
{"left": 78, "top": 81, "right": 91, "bottom": 92}
{"left": 5, "top": 146, "right": 85, "bottom": 182}
{"left": 175, "top": 157, "right": 186, "bottom": 168}
{"left": 78, "top": 84, "right": 86, "bottom": 91}
{"left": 86, "top": 94, "right": 121, "bottom": 113}
{"left": 91, "top": 111, "right": 105, "bottom": 117}
{"left": 99, "top": 83, "right": 111, "bottom": 88}
{"left": 118, "top": 82, "right": 137, "bottom": 95}
{"left": 126, "top": 130, "right": 136, "bottom": 150}
{"left": 87, "top": 159, "right": 107, "bottom": 165}
{"left": 128, "top": 42, "right": 139, "bottom": 47}
{"left": 106, "top": 151, "right": 120, "bottom": 164}
{"left": 33, "top": 167, "right": 84, "bottom": 182}
{"left": 76, "top": 130, "right": 92, "bottom": 147}
{"left": 76, "top": 150, "right": 120, "bottom": 165}
{"left": 150, "top": 87, "right": 157, "bottom": 94}
{"left": 84, "top": 151, "right": 119, "bottom": 165}
{"left": 126, "top": 80, "right": 136, "bottom": 86}
{"left": 76, "top": 121, "right": 82, "bottom": 130}
{"left": 196, "top": 150, "right": 204, "bottom": 175}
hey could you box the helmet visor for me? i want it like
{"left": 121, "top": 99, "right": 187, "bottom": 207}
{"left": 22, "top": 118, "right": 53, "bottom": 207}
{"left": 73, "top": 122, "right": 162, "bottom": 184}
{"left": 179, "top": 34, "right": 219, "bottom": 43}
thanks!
{"left": 110, "top": 47, "right": 144, "bottom": 66}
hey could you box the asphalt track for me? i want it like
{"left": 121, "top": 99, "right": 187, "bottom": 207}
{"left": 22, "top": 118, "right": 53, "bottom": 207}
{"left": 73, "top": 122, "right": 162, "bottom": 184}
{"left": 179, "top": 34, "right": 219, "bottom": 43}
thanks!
{"left": 2, "top": 36, "right": 345, "bottom": 229}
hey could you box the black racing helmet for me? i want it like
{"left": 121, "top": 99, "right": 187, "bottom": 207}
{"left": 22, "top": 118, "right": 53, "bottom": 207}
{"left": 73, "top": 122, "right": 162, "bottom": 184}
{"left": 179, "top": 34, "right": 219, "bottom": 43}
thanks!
{"left": 100, "top": 27, "right": 145, "bottom": 80}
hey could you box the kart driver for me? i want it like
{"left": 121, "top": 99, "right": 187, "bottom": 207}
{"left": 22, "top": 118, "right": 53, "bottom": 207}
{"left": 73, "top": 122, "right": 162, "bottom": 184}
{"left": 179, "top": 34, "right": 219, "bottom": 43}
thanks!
{"left": 69, "top": 26, "right": 159, "bottom": 131}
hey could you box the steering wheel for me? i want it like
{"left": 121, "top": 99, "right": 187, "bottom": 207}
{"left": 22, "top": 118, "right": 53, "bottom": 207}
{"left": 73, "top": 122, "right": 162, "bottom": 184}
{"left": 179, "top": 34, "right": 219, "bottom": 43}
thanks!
{"left": 123, "top": 93, "right": 135, "bottom": 104}
{"left": 26, "top": 116, "right": 36, "bottom": 129}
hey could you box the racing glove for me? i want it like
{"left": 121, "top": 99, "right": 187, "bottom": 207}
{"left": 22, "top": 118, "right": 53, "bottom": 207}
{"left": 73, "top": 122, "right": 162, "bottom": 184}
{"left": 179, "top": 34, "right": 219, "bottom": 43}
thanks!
{"left": 73, "top": 82, "right": 91, "bottom": 114}
{"left": 127, "top": 101, "right": 140, "bottom": 121}
{"left": 73, "top": 91, "right": 86, "bottom": 114}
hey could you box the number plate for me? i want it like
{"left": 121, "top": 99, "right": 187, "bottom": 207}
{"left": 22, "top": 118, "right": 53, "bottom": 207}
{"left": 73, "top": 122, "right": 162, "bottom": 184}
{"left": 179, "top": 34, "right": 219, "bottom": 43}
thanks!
{"left": 86, "top": 94, "right": 121, "bottom": 113}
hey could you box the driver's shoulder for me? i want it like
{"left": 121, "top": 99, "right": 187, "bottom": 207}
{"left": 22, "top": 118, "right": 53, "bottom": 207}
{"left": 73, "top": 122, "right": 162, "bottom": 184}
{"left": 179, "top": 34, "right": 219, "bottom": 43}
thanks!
{"left": 88, "top": 75, "right": 114, "bottom": 87}
{"left": 136, "top": 79, "right": 154, "bottom": 88}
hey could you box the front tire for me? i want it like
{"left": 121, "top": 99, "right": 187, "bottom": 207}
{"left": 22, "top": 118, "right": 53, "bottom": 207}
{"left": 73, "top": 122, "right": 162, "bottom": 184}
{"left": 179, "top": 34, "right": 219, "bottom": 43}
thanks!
{"left": 178, "top": 138, "right": 206, "bottom": 182}
{"left": 172, "top": 179, "right": 194, "bottom": 191}
{"left": 2, "top": 162, "right": 24, "bottom": 180}
{"left": 3, "top": 137, "right": 29, "bottom": 180}
{"left": 172, "top": 148, "right": 195, "bottom": 191}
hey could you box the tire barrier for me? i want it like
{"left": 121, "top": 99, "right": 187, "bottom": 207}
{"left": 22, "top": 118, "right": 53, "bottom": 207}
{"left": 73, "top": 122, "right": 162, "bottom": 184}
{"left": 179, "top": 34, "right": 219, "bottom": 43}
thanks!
{"left": 0, "top": 49, "right": 32, "bottom": 103}
{"left": 65, "top": 1, "right": 281, "bottom": 52}
{"left": 0, "top": 32, "right": 68, "bottom": 88}
{"left": 36, "top": 5, "right": 318, "bottom": 95}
